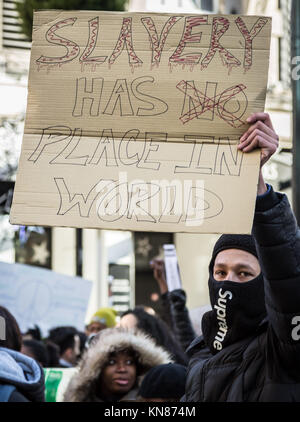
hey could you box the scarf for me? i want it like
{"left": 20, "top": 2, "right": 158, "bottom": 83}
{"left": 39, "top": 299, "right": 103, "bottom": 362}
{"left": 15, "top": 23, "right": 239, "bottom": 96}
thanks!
{"left": 202, "top": 273, "right": 266, "bottom": 354}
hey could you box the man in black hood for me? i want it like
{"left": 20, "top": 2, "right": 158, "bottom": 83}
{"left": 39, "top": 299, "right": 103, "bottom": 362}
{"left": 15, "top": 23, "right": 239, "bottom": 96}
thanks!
{"left": 182, "top": 112, "right": 300, "bottom": 402}
{"left": 201, "top": 233, "right": 266, "bottom": 355}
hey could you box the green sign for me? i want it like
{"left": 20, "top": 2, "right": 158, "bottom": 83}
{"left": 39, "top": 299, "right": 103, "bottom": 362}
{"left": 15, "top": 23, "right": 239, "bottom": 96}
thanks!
{"left": 44, "top": 367, "right": 77, "bottom": 402}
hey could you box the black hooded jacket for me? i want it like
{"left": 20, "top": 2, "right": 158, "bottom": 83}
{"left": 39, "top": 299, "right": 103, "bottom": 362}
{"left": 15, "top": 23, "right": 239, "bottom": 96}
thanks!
{"left": 182, "top": 187, "right": 300, "bottom": 402}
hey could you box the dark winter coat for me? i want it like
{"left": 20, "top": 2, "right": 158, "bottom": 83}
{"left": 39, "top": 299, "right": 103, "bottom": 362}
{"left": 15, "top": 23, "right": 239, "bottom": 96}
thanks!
{"left": 182, "top": 187, "right": 300, "bottom": 402}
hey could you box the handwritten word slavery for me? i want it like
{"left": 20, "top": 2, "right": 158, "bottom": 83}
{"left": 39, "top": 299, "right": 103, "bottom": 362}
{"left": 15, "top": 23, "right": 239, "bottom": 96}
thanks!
{"left": 36, "top": 15, "right": 269, "bottom": 73}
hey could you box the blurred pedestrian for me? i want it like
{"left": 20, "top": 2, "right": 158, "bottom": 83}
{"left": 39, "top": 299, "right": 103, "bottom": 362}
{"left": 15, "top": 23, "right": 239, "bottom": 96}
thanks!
{"left": 21, "top": 339, "right": 49, "bottom": 367}
{"left": 77, "top": 331, "right": 87, "bottom": 359}
{"left": 47, "top": 326, "right": 80, "bottom": 368}
{"left": 137, "top": 363, "right": 187, "bottom": 402}
{"left": 0, "top": 305, "right": 22, "bottom": 352}
{"left": 22, "top": 325, "right": 42, "bottom": 341}
{"left": 44, "top": 340, "right": 60, "bottom": 367}
{"left": 85, "top": 307, "right": 118, "bottom": 336}
{"left": 120, "top": 307, "right": 188, "bottom": 365}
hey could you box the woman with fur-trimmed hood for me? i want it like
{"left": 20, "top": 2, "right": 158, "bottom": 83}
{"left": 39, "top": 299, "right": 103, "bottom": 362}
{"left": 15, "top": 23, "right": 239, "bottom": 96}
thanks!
{"left": 63, "top": 327, "right": 172, "bottom": 402}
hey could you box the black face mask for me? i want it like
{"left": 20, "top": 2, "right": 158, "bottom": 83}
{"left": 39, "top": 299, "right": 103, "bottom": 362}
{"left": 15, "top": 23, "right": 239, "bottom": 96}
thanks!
{"left": 201, "top": 273, "right": 266, "bottom": 355}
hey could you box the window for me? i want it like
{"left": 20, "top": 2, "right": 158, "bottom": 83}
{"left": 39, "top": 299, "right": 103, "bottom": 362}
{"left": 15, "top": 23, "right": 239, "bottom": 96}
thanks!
{"left": 278, "top": 37, "right": 282, "bottom": 81}
{"left": 2, "top": 0, "right": 31, "bottom": 49}
{"left": 201, "top": 0, "right": 213, "bottom": 11}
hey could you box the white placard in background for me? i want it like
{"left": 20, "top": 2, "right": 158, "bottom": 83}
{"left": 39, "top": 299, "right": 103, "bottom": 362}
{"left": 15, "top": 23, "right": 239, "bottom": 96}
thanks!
{"left": 163, "top": 244, "right": 182, "bottom": 292}
{"left": 0, "top": 261, "right": 92, "bottom": 336}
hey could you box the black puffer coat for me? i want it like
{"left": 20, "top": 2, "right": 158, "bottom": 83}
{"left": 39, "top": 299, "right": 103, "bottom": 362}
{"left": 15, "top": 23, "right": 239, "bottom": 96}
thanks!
{"left": 182, "top": 187, "right": 300, "bottom": 402}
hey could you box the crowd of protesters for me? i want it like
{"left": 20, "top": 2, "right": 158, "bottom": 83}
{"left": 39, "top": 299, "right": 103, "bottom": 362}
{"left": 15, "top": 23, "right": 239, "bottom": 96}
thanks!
{"left": 0, "top": 303, "right": 188, "bottom": 402}
{"left": 1, "top": 112, "right": 300, "bottom": 402}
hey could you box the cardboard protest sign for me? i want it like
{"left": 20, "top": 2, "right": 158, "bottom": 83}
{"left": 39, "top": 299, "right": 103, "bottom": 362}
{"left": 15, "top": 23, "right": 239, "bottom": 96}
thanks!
{"left": 0, "top": 261, "right": 92, "bottom": 336}
{"left": 10, "top": 11, "right": 271, "bottom": 233}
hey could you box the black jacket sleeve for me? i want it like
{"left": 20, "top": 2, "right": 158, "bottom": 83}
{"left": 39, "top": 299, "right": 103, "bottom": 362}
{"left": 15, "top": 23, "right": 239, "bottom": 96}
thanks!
{"left": 165, "top": 289, "right": 197, "bottom": 351}
{"left": 158, "top": 292, "right": 174, "bottom": 329}
{"left": 253, "top": 186, "right": 300, "bottom": 347}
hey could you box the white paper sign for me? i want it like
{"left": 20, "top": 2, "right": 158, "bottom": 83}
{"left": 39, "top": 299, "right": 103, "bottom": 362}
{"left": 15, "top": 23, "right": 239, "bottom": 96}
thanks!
{"left": 0, "top": 261, "right": 92, "bottom": 336}
{"left": 163, "top": 244, "right": 182, "bottom": 291}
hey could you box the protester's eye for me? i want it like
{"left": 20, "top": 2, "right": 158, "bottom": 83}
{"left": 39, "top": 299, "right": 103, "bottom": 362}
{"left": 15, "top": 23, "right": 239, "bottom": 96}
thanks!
{"left": 126, "top": 359, "right": 134, "bottom": 365}
{"left": 239, "top": 271, "right": 252, "bottom": 278}
{"left": 214, "top": 270, "right": 226, "bottom": 277}
{"left": 107, "top": 359, "right": 116, "bottom": 365}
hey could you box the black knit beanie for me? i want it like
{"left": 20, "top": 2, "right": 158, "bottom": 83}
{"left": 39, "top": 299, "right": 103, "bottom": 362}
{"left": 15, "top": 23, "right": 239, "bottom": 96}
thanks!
{"left": 138, "top": 363, "right": 187, "bottom": 399}
{"left": 210, "top": 234, "right": 258, "bottom": 270}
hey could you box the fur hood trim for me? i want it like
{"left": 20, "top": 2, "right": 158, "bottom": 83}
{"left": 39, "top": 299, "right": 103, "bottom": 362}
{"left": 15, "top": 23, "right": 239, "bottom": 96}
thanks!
{"left": 63, "top": 328, "right": 173, "bottom": 402}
